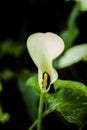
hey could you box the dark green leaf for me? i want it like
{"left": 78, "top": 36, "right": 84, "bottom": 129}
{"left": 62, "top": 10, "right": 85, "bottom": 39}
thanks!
{"left": 54, "top": 79, "right": 87, "bottom": 97}
{"left": 26, "top": 75, "right": 87, "bottom": 125}
{"left": 56, "top": 88, "right": 87, "bottom": 125}
{"left": 44, "top": 80, "right": 87, "bottom": 125}
{"left": 18, "top": 77, "right": 39, "bottom": 121}
{"left": 26, "top": 75, "right": 40, "bottom": 95}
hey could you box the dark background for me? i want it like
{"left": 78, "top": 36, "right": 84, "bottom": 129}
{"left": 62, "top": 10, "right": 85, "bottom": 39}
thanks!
{"left": 0, "top": 0, "right": 87, "bottom": 130}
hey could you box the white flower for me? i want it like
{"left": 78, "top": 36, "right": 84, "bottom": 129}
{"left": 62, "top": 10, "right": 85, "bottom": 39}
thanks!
{"left": 27, "top": 32, "right": 64, "bottom": 92}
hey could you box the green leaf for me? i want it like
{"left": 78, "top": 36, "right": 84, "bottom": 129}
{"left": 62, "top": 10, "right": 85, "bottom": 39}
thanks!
{"left": 56, "top": 88, "right": 87, "bottom": 125}
{"left": 54, "top": 79, "right": 87, "bottom": 97}
{"left": 17, "top": 70, "right": 39, "bottom": 121}
{"left": 56, "top": 44, "right": 87, "bottom": 68}
{"left": 18, "top": 77, "right": 39, "bottom": 121}
{"left": 26, "top": 75, "right": 40, "bottom": 95}
{"left": 26, "top": 75, "right": 87, "bottom": 125}
{"left": 45, "top": 79, "right": 87, "bottom": 112}
{"left": 44, "top": 80, "right": 87, "bottom": 125}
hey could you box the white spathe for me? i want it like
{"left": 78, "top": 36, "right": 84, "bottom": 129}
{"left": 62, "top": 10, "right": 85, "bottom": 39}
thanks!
{"left": 27, "top": 32, "right": 64, "bottom": 92}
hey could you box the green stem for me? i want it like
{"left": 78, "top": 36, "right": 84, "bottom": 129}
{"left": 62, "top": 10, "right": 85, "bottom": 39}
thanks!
{"left": 28, "top": 110, "right": 50, "bottom": 130}
{"left": 28, "top": 120, "right": 37, "bottom": 130}
{"left": 37, "top": 91, "right": 44, "bottom": 130}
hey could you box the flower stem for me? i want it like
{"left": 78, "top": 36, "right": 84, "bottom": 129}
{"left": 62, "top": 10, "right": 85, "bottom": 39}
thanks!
{"left": 37, "top": 91, "right": 44, "bottom": 130}
{"left": 28, "top": 110, "right": 50, "bottom": 130}
{"left": 28, "top": 120, "right": 37, "bottom": 130}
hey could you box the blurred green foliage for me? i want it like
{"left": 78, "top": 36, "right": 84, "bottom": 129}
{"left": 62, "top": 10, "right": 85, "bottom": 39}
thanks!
{"left": 18, "top": 73, "right": 39, "bottom": 122}
{"left": 60, "top": 3, "right": 79, "bottom": 50}
{"left": 0, "top": 83, "right": 10, "bottom": 124}
{"left": 0, "top": 82, "right": 3, "bottom": 92}
{"left": 54, "top": 43, "right": 87, "bottom": 68}
{"left": 0, "top": 106, "right": 10, "bottom": 124}
{"left": 0, "top": 39, "right": 25, "bottom": 57}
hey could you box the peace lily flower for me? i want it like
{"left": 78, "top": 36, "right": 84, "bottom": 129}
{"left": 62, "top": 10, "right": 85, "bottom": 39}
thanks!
{"left": 27, "top": 32, "right": 64, "bottom": 92}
